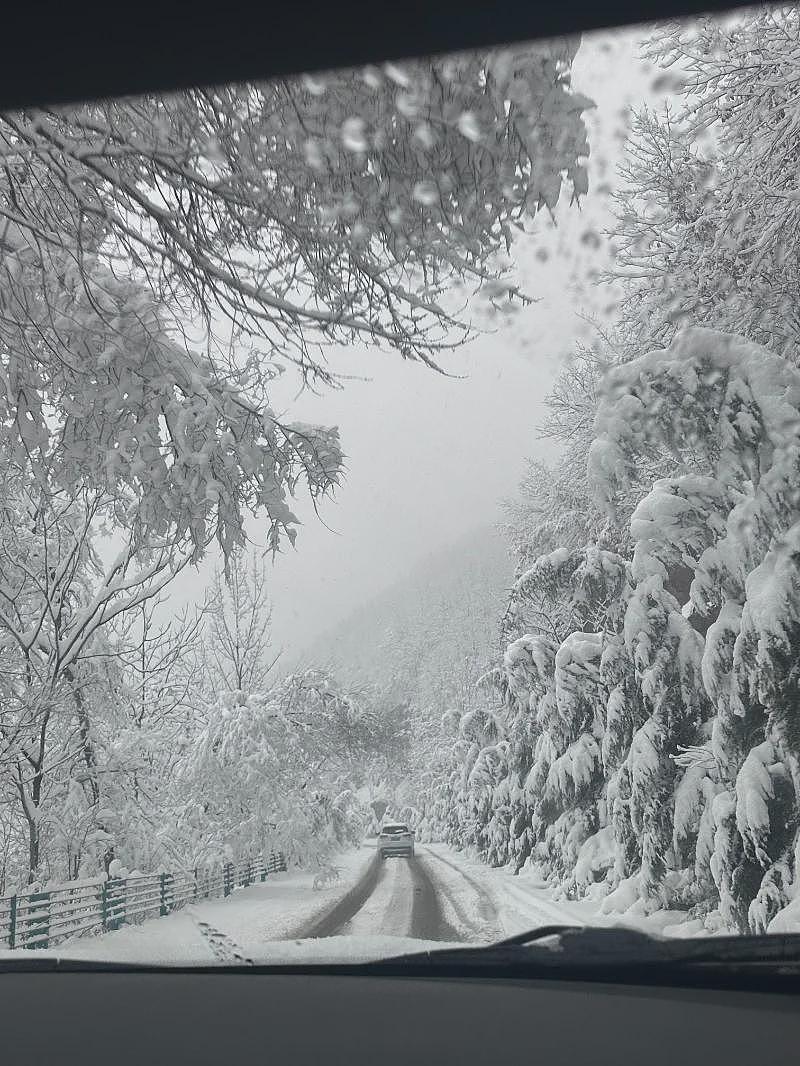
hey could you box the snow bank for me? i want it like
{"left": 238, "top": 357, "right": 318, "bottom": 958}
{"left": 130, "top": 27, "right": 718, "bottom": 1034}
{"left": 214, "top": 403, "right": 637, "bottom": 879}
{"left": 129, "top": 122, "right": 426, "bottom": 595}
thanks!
{"left": 422, "top": 844, "right": 777, "bottom": 940}
{"left": 21, "top": 848, "right": 373, "bottom": 965}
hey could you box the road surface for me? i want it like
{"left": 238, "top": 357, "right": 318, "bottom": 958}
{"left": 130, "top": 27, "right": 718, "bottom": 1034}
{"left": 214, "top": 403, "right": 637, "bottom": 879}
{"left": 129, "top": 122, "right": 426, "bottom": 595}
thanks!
{"left": 300, "top": 846, "right": 504, "bottom": 942}
{"left": 50, "top": 843, "right": 588, "bottom": 964}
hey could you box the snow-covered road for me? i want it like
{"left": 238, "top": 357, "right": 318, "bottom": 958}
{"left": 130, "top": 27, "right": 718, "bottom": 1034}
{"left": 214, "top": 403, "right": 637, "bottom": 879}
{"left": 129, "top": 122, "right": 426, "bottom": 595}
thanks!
{"left": 304, "top": 849, "right": 464, "bottom": 941}
{"left": 21, "top": 841, "right": 797, "bottom": 966}
{"left": 299, "top": 844, "right": 583, "bottom": 943}
{"left": 28, "top": 842, "right": 595, "bottom": 966}
{"left": 420, "top": 844, "right": 579, "bottom": 939}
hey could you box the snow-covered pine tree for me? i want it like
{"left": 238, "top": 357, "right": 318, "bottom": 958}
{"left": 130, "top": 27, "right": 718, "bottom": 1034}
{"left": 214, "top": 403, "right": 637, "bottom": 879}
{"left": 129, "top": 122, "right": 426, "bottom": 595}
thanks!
{"left": 591, "top": 326, "right": 800, "bottom": 928}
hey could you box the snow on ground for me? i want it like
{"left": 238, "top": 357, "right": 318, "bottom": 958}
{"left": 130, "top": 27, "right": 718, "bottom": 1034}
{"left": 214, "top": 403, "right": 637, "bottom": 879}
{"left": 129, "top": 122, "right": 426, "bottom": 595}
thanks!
{"left": 422, "top": 843, "right": 590, "bottom": 940}
{"left": 40, "top": 848, "right": 373, "bottom": 965}
{"left": 767, "top": 893, "right": 800, "bottom": 933}
{"left": 7, "top": 838, "right": 795, "bottom": 968}
{"left": 417, "top": 847, "right": 502, "bottom": 941}
{"left": 342, "top": 855, "right": 413, "bottom": 937}
{"left": 423, "top": 843, "right": 706, "bottom": 940}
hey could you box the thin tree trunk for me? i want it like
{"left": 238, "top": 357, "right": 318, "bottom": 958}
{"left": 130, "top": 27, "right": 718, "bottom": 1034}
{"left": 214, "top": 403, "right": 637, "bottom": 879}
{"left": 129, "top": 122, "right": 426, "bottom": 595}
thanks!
{"left": 71, "top": 674, "right": 115, "bottom": 872}
{"left": 15, "top": 762, "right": 42, "bottom": 885}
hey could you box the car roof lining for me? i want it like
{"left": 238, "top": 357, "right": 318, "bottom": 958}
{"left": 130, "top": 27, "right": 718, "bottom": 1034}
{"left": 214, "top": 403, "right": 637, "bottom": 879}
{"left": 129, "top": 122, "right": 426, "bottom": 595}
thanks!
{"left": 1, "top": 1, "right": 755, "bottom": 110}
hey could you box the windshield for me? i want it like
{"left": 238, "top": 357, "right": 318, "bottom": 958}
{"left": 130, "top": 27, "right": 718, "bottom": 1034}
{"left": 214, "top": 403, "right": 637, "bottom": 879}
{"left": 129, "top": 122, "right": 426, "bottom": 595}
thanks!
{"left": 1, "top": 3, "right": 799, "bottom": 970}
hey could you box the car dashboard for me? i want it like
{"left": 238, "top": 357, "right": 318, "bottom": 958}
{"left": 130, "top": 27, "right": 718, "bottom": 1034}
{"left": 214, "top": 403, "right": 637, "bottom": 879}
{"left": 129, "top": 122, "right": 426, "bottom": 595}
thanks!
{"left": 2, "top": 967, "right": 798, "bottom": 1065}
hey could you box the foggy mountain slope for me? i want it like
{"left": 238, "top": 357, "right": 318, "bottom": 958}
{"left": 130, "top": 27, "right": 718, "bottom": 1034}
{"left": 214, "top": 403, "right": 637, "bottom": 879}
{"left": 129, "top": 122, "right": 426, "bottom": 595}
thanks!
{"left": 302, "top": 526, "right": 512, "bottom": 714}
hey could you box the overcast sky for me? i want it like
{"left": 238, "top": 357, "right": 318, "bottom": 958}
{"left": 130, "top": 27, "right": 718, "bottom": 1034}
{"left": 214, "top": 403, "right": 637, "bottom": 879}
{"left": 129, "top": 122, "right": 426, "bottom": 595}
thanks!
{"left": 166, "top": 24, "right": 661, "bottom": 659}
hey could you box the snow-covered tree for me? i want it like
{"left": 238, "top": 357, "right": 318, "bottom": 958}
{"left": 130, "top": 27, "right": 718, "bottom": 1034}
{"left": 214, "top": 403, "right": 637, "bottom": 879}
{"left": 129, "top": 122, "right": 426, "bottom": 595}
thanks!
{"left": 0, "top": 43, "right": 597, "bottom": 886}
{"left": 1, "top": 45, "right": 591, "bottom": 379}
{"left": 426, "top": 320, "right": 800, "bottom": 929}
{"left": 178, "top": 670, "right": 385, "bottom": 866}
{"left": 590, "top": 326, "right": 800, "bottom": 925}
{"left": 205, "top": 552, "right": 278, "bottom": 697}
{"left": 421, "top": 10, "right": 800, "bottom": 935}
{"left": 0, "top": 45, "right": 592, "bottom": 562}
{"left": 611, "top": 8, "right": 800, "bottom": 360}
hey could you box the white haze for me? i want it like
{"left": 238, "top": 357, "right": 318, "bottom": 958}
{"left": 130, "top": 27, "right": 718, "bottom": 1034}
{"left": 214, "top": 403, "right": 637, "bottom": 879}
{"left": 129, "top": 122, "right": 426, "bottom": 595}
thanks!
{"left": 164, "top": 26, "right": 660, "bottom": 659}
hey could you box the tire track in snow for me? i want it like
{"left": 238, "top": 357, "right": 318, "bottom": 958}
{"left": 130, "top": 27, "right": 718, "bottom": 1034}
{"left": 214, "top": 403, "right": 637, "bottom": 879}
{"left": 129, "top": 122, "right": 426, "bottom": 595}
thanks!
{"left": 302, "top": 854, "right": 462, "bottom": 941}
{"left": 343, "top": 858, "right": 413, "bottom": 937}
{"left": 300, "top": 852, "right": 382, "bottom": 938}
{"left": 408, "top": 854, "right": 461, "bottom": 942}
{"left": 423, "top": 844, "right": 585, "bottom": 938}
{"left": 420, "top": 846, "right": 502, "bottom": 940}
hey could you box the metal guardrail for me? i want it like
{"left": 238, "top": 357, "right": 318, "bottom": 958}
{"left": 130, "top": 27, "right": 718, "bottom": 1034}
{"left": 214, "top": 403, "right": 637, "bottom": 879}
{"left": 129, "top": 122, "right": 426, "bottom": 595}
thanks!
{"left": 0, "top": 851, "right": 287, "bottom": 950}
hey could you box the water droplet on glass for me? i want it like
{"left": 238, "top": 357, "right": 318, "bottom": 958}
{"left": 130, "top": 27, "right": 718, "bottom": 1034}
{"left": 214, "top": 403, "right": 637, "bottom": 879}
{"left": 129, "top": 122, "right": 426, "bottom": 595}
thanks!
{"left": 413, "top": 123, "right": 435, "bottom": 149}
{"left": 397, "top": 92, "right": 418, "bottom": 119}
{"left": 304, "top": 139, "right": 324, "bottom": 170}
{"left": 341, "top": 117, "right": 368, "bottom": 152}
{"left": 413, "top": 181, "right": 439, "bottom": 206}
{"left": 203, "top": 136, "right": 225, "bottom": 164}
{"left": 384, "top": 62, "right": 410, "bottom": 87}
{"left": 302, "top": 74, "right": 326, "bottom": 96}
{"left": 457, "top": 112, "right": 481, "bottom": 142}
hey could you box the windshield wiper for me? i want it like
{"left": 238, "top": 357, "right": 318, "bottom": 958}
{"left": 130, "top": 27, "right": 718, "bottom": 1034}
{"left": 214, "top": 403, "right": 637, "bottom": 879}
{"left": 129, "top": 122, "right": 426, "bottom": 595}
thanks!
{"left": 367, "top": 926, "right": 800, "bottom": 992}
{"left": 4, "top": 926, "right": 800, "bottom": 988}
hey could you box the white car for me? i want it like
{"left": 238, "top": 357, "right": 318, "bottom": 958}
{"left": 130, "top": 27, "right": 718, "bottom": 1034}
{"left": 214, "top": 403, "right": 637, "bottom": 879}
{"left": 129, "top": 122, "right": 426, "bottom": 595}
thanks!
{"left": 377, "top": 822, "right": 415, "bottom": 859}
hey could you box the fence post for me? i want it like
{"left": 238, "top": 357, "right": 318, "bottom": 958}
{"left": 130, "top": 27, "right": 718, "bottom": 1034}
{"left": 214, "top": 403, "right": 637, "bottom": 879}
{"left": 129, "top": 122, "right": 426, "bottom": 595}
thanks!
{"left": 8, "top": 894, "right": 17, "bottom": 949}
{"left": 268, "top": 850, "right": 287, "bottom": 874}
{"left": 159, "top": 872, "right": 171, "bottom": 916}
{"left": 193, "top": 868, "right": 199, "bottom": 901}
{"left": 259, "top": 859, "right": 267, "bottom": 883}
{"left": 223, "top": 862, "right": 232, "bottom": 897}
{"left": 113, "top": 877, "right": 125, "bottom": 930}
{"left": 102, "top": 877, "right": 125, "bottom": 932}
{"left": 101, "top": 880, "right": 110, "bottom": 932}
{"left": 29, "top": 891, "right": 50, "bottom": 949}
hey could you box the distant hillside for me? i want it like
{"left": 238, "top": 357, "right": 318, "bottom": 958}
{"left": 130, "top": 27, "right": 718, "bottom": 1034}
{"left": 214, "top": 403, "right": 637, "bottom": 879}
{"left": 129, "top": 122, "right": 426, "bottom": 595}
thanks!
{"left": 303, "top": 525, "right": 513, "bottom": 716}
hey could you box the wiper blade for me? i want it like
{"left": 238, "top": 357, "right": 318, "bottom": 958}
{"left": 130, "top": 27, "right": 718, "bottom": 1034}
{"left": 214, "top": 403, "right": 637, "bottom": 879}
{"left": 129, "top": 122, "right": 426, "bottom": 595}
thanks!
{"left": 493, "top": 923, "right": 584, "bottom": 947}
{"left": 400, "top": 924, "right": 800, "bottom": 965}
{"left": 377, "top": 925, "right": 671, "bottom": 968}
{"left": 494, "top": 924, "right": 688, "bottom": 964}
{"left": 640, "top": 931, "right": 800, "bottom": 967}
{"left": 370, "top": 926, "right": 800, "bottom": 991}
